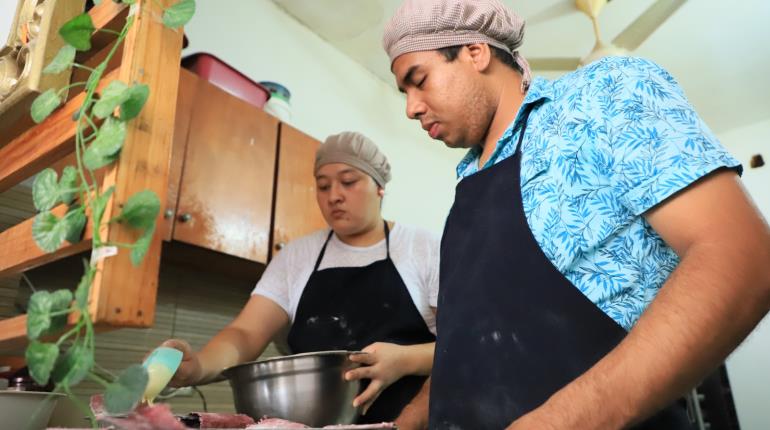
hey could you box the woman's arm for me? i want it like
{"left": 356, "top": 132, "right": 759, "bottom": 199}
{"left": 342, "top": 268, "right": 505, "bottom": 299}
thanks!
{"left": 164, "top": 294, "right": 290, "bottom": 386}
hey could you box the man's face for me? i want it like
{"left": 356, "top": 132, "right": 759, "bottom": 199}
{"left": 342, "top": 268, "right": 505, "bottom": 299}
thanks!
{"left": 392, "top": 47, "right": 496, "bottom": 148}
{"left": 315, "top": 163, "right": 382, "bottom": 236}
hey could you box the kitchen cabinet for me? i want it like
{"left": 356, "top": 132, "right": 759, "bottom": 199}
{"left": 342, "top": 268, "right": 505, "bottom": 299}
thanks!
{"left": 170, "top": 73, "right": 278, "bottom": 263}
{"left": 161, "top": 69, "right": 198, "bottom": 241}
{"left": 271, "top": 124, "right": 328, "bottom": 257}
{"left": 164, "top": 69, "right": 326, "bottom": 265}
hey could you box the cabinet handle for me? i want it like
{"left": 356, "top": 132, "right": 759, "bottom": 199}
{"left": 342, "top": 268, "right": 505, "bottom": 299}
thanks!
{"left": 274, "top": 242, "right": 286, "bottom": 251}
{"left": 164, "top": 209, "right": 174, "bottom": 219}
{"left": 178, "top": 213, "right": 192, "bottom": 223}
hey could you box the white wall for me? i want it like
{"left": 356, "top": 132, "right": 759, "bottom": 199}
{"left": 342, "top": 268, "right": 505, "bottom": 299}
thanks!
{"left": 181, "top": 0, "right": 462, "bottom": 233}
{"left": 0, "top": 0, "right": 14, "bottom": 41}
{"left": 720, "top": 118, "right": 770, "bottom": 430}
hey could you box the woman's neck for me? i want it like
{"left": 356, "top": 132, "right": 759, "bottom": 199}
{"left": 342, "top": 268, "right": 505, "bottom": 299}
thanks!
{"left": 336, "top": 218, "right": 390, "bottom": 247}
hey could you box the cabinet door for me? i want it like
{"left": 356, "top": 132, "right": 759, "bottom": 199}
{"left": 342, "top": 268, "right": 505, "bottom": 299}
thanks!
{"left": 161, "top": 69, "right": 198, "bottom": 241}
{"left": 271, "top": 124, "right": 327, "bottom": 258}
{"left": 172, "top": 79, "right": 278, "bottom": 263}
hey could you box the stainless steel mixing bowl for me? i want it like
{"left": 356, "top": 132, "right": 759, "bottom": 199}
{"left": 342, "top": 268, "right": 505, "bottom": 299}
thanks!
{"left": 221, "top": 350, "right": 362, "bottom": 427}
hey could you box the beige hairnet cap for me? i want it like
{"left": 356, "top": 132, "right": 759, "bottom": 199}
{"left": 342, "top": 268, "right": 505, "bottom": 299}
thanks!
{"left": 315, "top": 132, "right": 392, "bottom": 187}
{"left": 382, "top": 0, "right": 532, "bottom": 91}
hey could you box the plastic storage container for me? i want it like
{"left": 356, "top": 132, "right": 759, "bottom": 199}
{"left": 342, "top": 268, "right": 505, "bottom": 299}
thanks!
{"left": 259, "top": 81, "right": 292, "bottom": 122}
{"left": 181, "top": 53, "right": 270, "bottom": 109}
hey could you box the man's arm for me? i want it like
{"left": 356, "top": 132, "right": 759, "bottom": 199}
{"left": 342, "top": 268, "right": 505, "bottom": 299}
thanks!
{"left": 395, "top": 377, "right": 431, "bottom": 430}
{"left": 392, "top": 306, "right": 437, "bottom": 429}
{"left": 508, "top": 170, "right": 770, "bottom": 429}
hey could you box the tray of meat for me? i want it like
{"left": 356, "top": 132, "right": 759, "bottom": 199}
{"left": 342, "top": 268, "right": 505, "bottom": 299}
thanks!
{"left": 247, "top": 417, "right": 397, "bottom": 430}
{"left": 179, "top": 411, "right": 257, "bottom": 428}
{"left": 68, "top": 395, "right": 260, "bottom": 429}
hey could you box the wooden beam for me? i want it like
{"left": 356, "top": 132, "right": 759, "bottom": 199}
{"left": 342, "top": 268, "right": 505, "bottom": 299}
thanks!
{"left": 0, "top": 69, "right": 119, "bottom": 194}
{"left": 89, "top": 0, "right": 184, "bottom": 328}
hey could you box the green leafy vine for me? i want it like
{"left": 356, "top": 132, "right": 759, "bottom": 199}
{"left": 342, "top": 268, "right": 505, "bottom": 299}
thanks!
{"left": 22, "top": 0, "right": 195, "bottom": 427}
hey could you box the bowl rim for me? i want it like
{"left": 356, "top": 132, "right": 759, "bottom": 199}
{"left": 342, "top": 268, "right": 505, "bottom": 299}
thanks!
{"left": 222, "top": 350, "right": 365, "bottom": 375}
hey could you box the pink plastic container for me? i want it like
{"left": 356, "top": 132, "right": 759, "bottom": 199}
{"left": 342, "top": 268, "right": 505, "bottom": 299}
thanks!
{"left": 181, "top": 53, "right": 270, "bottom": 109}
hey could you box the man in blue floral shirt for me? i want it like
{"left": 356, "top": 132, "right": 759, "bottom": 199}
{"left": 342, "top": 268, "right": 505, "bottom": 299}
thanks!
{"left": 382, "top": 1, "right": 770, "bottom": 429}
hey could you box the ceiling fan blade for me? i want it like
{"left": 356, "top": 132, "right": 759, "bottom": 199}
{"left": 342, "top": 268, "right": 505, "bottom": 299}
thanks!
{"left": 526, "top": 1, "right": 576, "bottom": 26}
{"left": 612, "top": 0, "right": 687, "bottom": 51}
{"left": 527, "top": 57, "right": 582, "bottom": 71}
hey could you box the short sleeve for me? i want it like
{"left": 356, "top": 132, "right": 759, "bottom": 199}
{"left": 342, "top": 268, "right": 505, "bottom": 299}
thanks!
{"left": 604, "top": 58, "right": 741, "bottom": 216}
{"left": 251, "top": 244, "right": 294, "bottom": 313}
{"left": 425, "top": 233, "right": 441, "bottom": 308}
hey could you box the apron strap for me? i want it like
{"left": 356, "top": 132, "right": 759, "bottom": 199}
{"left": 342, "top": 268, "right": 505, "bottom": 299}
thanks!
{"left": 312, "top": 230, "right": 335, "bottom": 272}
{"left": 383, "top": 220, "right": 391, "bottom": 260}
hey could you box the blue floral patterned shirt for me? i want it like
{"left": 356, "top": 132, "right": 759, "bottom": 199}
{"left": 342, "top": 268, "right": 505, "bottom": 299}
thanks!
{"left": 456, "top": 57, "right": 741, "bottom": 330}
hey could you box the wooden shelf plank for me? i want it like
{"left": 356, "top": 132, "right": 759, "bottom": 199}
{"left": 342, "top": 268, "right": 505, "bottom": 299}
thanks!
{"left": 90, "top": 0, "right": 130, "bottom": 33}
{"left": 0, "top": 202, "right": 95, "bottom": 278}
{"left": 0, "top": 314, "right": 120, "bottom": 352}
{"left": 0, "top": 315, "right": 28, "bottom": 351}
{"left": 87, "top": 1, "right": 130, "bottom": 61}
{"left": 0, "top": 69, "right": 119, "bottom": 194}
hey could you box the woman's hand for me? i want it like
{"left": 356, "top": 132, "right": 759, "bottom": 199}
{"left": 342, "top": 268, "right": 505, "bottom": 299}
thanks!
{"left": 345, "top": 342, "right": 434, "bottom": 414}
{"left": 158, "top": 339, "right": 202, "bottom": 387}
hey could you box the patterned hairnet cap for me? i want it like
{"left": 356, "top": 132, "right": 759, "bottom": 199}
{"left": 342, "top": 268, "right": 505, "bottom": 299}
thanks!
{"left": 315, "top": 131, "right": 392, "bottom": 187}
{"left": 383, "top": 0, "right": 531, "bottom": 91}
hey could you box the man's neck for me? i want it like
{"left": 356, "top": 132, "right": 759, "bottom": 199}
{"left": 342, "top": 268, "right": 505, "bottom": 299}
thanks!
{"left": 479, "top": 73, "right": 527, "bottom": 168}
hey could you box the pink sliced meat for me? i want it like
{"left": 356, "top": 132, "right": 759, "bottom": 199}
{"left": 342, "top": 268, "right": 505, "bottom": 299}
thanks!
{"left": 137, "top": 404, "right": 188, "bottom": 429}
{"left": 322, "top": 424, "right": 396, "bottom": 429}
{"left": 192, "top": 411, "right": 256, "bottom": 428}
{"left": 99, "top": 403, "right": 187, "bottom": 430}
{"left": 89, "top": 394, "right": 106, "bottom": 417}
{"left": 246, "top": 417, "right": 396, "bottom": 429}
{"left": 247, "top": 417, "right": 310, "bottom": 428}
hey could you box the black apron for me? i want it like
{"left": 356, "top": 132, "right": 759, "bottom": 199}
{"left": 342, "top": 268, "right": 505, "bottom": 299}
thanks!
{"left": 288, "top": 222, "right": 436, "bottom": 424}
{"left": 429, "top": 108, "right": 694, "bottom": 429}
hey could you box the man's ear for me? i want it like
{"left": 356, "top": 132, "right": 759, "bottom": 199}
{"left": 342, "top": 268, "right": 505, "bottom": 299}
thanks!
{"left": 378, "top": 187, "right": 385, "bottom": 197}
{"left": 465, "top": 43, "right": 493, "bottom": 72}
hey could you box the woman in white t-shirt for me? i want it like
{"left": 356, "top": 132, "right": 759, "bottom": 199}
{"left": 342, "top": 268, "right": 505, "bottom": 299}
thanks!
{"left": 160, "top": 131, "right": 439, "bottom": 426}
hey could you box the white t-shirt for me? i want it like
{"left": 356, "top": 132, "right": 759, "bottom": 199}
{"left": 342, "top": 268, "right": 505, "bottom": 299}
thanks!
{"left": 252, "top": 223, "right": 440, "bottom": 334}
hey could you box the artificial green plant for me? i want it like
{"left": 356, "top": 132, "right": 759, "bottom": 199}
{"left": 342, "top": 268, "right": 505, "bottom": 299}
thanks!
{"left": 21, "top": 0, "right": 195, "bottom": 426}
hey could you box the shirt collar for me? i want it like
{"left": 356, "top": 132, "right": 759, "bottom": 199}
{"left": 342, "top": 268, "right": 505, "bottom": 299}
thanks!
{"left": 456, "top": 77, "right": 554, "bottom": 178}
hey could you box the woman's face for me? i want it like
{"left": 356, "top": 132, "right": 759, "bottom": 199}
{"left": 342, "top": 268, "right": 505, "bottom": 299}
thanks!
{"left": 315, "top": 163, "right": 383, "bottom": 236}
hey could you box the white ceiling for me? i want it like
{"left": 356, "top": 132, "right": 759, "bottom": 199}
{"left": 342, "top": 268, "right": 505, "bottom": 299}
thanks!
{"left": 273, "top": 0, "right": 770, "bottom": 134}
